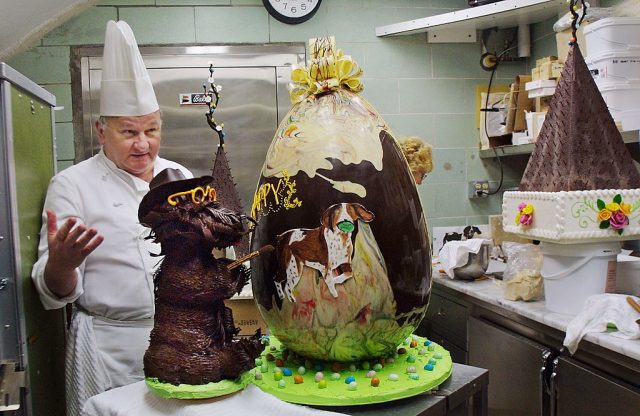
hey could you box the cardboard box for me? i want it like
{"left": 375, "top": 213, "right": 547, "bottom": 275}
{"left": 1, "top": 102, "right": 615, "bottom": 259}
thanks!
{"left": 504, "top": 82, "right": 518, "bottom": 134}
{"left": 556, "top": 25, "right": 588, "bottom": 63}
{"left": 525, "top": 79, "right": 557, "bottom": 91}
{"left": 531, "top": 66, "right": 541, "bottom": 81}
{"left": 489, "top": 215, "right": 531, "bottom": 247}
{"left": 535, "top": 56, "right": 558, "bottom": 67}
{"left": 539, "top": 61, "right": 564, "bottom": 80}
{"left": 224, "top": 297, "right": 267, "bottom": 336}
{"left": 475, "top": 84, "right": 511, "bottom": 128}
{"left": 513, "top": 75, "right": 534, "bottom": 132}
{"left": 479, "top": 91, "right": 510, "bottom": 149}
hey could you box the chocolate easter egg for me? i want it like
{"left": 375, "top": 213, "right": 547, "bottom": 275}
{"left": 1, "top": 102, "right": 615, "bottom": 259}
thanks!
{"left": 250, "top": 38, "right": 431, "bottom": 362}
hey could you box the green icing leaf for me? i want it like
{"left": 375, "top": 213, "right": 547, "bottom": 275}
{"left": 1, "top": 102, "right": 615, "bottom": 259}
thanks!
{"left": 618, "top": 228, "right": 624, "bottom": 235}
{"left": 599, "top": 220, "right": 610, "bottom": 229}
{"left": 597, "top": 199, "right": 605, "bottom": 210}
{"left": 337, "top": 220, "right": 355, "bottom": 233}
{"left": 614, "top": 194, "right": 622, "bottom": 204}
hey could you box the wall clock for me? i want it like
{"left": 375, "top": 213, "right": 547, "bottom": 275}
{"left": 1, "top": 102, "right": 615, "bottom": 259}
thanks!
{"left": 262, "top": 0, "right": 322, "bottom": 25}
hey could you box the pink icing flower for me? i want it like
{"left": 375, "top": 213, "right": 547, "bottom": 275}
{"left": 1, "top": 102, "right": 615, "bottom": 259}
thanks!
{"left": 609, "top": 210, "right": 629, "bottom": 230}
{"left": 519, "top": 213, "right": 533, "bottom": 226}
{"left": 517, "top": 202, "right": 527, "bottom": 211}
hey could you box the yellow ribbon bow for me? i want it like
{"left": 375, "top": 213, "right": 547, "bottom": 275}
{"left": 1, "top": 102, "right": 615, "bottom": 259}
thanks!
{"left": 289, "top": 37, "right": 364, "bottom": 104}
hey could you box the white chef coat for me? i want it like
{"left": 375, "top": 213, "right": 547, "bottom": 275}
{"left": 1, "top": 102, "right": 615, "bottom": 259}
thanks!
{"left": 31, "top": 149, "right": 191, "bottom": 416}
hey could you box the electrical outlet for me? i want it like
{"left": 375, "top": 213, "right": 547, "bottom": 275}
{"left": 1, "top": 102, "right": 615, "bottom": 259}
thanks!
{"left": 468, "top": 180, "right": 490, "bottom": 199}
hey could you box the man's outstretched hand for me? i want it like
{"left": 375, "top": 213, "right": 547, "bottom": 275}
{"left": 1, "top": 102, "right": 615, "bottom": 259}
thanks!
{"left": 44, "top": 209, "right": 104, "bottom": 298}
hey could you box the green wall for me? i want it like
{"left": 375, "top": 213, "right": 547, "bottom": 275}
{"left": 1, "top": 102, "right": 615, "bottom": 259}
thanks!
{"left": 10, "top": 0, "right": 624, "bottom": 230}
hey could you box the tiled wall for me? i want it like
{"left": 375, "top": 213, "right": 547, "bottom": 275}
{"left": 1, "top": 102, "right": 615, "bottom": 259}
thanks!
{"left": 8, "top": 0, "right": 595, "bottom": 231}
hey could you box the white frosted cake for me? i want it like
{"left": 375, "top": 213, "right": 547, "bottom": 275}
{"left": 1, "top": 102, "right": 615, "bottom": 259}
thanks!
{"left": 502, "top": 43, "right": 640, "bottom": 243}
{"left": 503, "top": 189, "right": 640, "bottom": 243}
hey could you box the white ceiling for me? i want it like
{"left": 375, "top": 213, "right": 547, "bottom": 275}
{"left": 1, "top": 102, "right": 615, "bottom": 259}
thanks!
{"left": 0, "top": 0, "right": 95, "bottom": 62}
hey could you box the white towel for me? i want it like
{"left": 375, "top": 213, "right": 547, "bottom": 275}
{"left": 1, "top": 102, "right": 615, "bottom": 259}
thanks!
{"left": 563, "top": 294, "right": 640, "bottom": 354}
{"left": 67, "top": 311, "right": 110, "bottom": 416}
{"left": 82, "top": 381, "right": 347, "bottom": 416}
{"left": 439, "top": 239, "right": 485, "bottom": 278}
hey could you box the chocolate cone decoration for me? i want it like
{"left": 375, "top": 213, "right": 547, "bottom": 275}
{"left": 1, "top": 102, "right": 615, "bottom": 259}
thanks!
{"left": 211, "top": 145, "right": 249, "bottom": 257}
{"left": 519, "top": 43, "right": 640, "bottom": 192}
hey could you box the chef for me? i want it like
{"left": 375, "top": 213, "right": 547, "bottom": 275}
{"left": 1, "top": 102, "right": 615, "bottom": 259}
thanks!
{"left": 31, "top": 20, "right": 191, "bottom": 416}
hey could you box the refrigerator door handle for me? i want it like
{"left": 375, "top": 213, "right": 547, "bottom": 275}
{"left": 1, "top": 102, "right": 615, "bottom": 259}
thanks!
{"left": 540, "top": 349, "right": 553, "bottom": 394}
{"left": 549, "top": 357, "right": 560, "bottom": 416}
{"left": 539, "top": 349, "right": 553, "bottom": 415}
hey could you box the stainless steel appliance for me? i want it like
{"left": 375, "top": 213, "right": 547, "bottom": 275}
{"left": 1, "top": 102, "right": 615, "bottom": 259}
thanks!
{"left": 469, "top": 316, "right": 554, "bottom": 416}
{"left": 423, "top": 284, "right": 640, "bottom": 416}
{"left": 1, "top": 63, "right": 64, "bottom": 416}
{"left": 73, "top": 45, "right": 305, "bottom": 213}
{"left": 551, "top": 356, "right": 640, "bottom": 415}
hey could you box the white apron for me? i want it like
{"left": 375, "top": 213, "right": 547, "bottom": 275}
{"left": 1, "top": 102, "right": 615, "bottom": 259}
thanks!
{"left": 66, "top": 308, "right": 153, "bottom": 416}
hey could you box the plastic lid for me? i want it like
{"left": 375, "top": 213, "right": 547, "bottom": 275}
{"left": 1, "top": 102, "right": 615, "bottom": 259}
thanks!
{"left": 540, "top": 241, "right": 622, "bottom": 257}
{"left": 584, "top": 17, "right": 640, "bottom": 34}
{"left": 596, "top": 79, "right": 640, "bottom": 90}
{"left": 585, "top": 49, "right": 640, "bottom": 62}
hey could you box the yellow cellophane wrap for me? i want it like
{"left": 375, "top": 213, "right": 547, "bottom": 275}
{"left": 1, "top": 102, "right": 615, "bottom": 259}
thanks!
{"left": 289, "top": 37, "right": 363, "bottom": 104}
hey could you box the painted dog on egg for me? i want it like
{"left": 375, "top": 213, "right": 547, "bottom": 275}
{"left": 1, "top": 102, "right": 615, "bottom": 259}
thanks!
{"left": 274, "top": 203, "right": 375, "bottom": 302}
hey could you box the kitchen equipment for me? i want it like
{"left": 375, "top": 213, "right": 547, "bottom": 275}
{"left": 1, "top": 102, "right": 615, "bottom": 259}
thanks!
{"left": 453, "top": 240, "right": 491, "bottom": 280}
{"left": 1, "top": 63, "right": 63, "bottom": 415}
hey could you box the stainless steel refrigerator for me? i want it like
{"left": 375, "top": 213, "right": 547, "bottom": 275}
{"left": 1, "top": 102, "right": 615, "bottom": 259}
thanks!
{"left": 73, "top": 44, "right": 305, "bottom": 218}
{"left": 0, "top": 63, "right": 65, "bottom": 416}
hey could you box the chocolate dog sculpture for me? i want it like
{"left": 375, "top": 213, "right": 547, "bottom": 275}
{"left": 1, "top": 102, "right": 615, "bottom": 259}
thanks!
{"left": 138, "top": 169, "right": 262, "bottom": 385}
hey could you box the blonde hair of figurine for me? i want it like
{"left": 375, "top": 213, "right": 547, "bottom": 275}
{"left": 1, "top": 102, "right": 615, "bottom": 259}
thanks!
{"left": 398, "top": 136, "right": 433, "bottom": 184}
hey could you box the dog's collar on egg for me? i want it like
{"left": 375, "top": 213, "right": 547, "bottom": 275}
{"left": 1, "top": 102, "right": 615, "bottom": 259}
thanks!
{"left": 337, "top": 220, "right": 355, "bottom": 233}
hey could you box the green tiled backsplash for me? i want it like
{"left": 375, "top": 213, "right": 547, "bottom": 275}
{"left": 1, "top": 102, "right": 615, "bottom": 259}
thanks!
{"left": 7, "top": 0, "right": 628, "bottom": 227}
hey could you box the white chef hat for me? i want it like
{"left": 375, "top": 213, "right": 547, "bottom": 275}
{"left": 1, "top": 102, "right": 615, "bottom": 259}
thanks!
{"left": 99, "top": 20, "right": 159, "bottom": 116}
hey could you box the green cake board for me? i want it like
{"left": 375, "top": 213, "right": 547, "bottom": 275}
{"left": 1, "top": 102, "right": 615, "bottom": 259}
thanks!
{"left": 251, "top": 334, "right": 452, "bottom": 406}
{"left": 145, "top": 370, "right": 253, "bottom": 399}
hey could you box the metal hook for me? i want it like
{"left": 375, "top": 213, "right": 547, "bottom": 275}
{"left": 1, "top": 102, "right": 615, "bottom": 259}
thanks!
{"left": 570, "top": 0, "right": 588, "bottom": 45}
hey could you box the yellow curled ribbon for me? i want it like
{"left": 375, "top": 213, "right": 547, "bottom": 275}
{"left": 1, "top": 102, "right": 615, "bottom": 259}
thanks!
{"left": 289, "top": 48, "right": 364, "bottom": 104}
{"left": 167, "top": 185, "right": 217, "bottom": 206}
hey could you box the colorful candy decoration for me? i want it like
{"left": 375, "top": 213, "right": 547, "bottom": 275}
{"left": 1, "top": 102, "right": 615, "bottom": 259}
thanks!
{"left": 250, "top": 37, "right": 431, "bottom": 362}
{"left": 515, "top": 202, "right": 534, "bottom": 227}
{"left": 597, "top": 194, "right": 634, "bottom": 235}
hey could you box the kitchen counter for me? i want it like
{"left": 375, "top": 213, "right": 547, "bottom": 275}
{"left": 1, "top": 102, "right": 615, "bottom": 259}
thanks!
{"left": 431, "top": 269, "right": 640, "bottom": 362}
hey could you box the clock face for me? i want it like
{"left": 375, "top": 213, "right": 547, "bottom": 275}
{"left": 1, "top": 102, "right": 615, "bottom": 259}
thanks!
{"left": 263, "top": 0, "right": 322, "bottom": 24}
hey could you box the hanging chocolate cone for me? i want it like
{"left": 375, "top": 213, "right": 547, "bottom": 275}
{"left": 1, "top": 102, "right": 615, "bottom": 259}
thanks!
{"left": 519, "top": 43, "right": 640, "bottom": 192}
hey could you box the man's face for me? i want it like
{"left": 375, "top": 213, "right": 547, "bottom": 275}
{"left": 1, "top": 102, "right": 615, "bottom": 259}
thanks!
{"left": 96, "top": 111, "right": 162, "bottom": 182}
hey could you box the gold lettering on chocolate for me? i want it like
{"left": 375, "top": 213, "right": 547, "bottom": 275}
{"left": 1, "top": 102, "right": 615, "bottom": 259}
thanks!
{"left": 251, "top": 169, "right": 302, "bottom": 219}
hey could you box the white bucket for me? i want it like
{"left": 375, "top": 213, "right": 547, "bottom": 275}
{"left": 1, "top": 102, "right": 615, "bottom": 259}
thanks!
{"left": 596, "top": 80, "right": 640, "bottom": 120}
{"left": 586, "top": 50, "right": 640, "bottom": 84}
{"left": 584, "top": 17, "right": 640, "bottom": 57}
{"left": 541, "top": 241, "right": 620, "bottom": 315}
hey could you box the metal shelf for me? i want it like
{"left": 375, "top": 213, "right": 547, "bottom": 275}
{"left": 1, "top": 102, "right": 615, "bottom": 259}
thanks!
{"left": 375, "top": 0, "right": 566, "bottom": 37}
{"left": 480, "top": 138, "right": 640, "bottom": 161}
{"left": 479, "top": 143, "right": 534, "bottom": 158}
